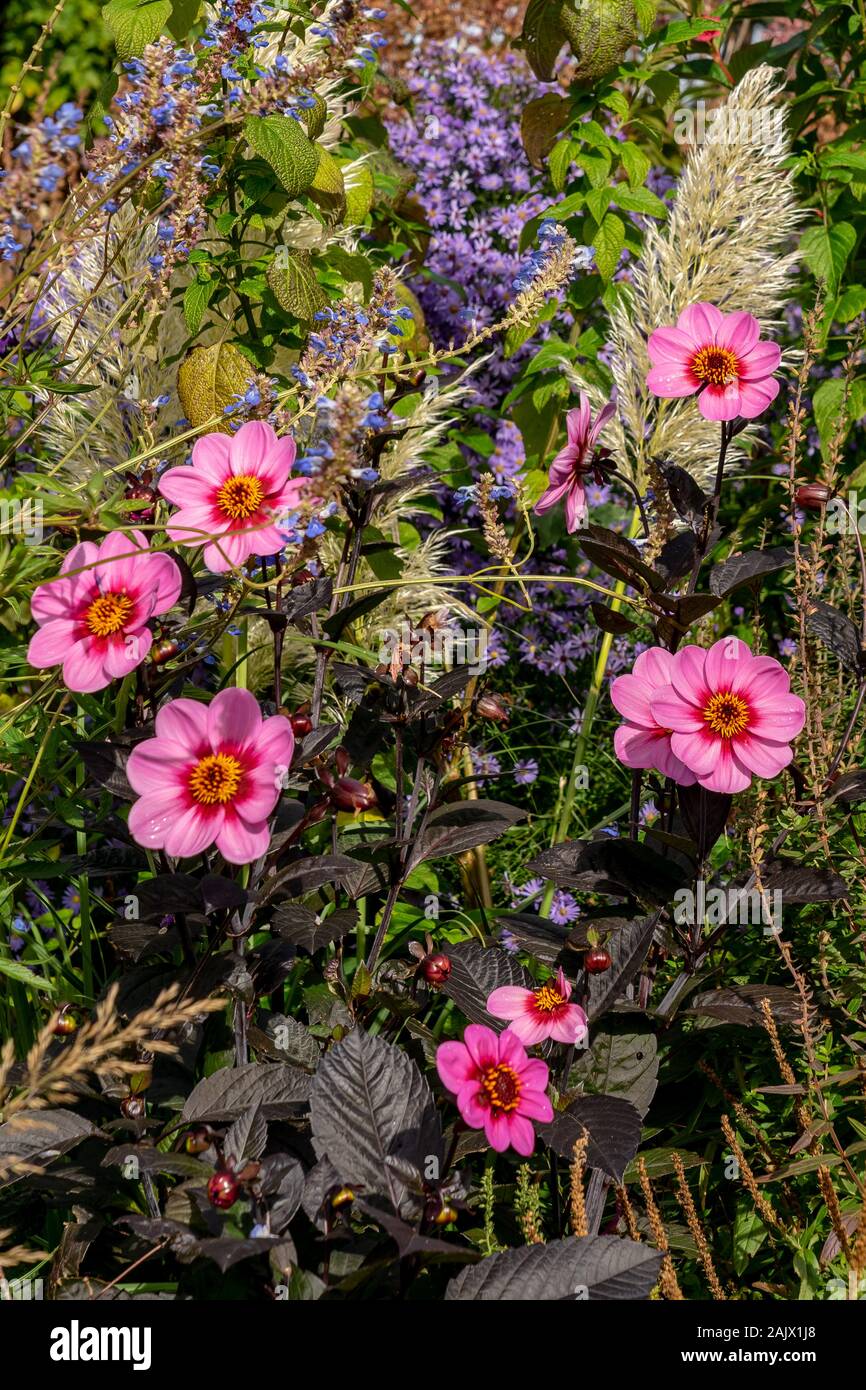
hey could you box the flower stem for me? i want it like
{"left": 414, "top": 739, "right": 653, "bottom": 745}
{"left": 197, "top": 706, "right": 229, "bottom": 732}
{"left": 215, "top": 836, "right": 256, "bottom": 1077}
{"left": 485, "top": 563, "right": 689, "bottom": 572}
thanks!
{"left": 540, "top": 507, "right": 642, "bottom": 916}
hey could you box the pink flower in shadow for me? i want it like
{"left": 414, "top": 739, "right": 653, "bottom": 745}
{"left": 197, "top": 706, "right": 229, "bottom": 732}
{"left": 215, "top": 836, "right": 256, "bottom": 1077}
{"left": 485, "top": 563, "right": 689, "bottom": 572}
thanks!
{"left": 487, "top": 967, "right": 588, "bottom": 1046}
{"left": 436, "top": 1024, "right": 553, "bottom": 1156}
{"left": 534, "top": 393, "right": 615, "bottom": 532}
{"left": 27, "top": 529, "right": 181, "bottom": 693}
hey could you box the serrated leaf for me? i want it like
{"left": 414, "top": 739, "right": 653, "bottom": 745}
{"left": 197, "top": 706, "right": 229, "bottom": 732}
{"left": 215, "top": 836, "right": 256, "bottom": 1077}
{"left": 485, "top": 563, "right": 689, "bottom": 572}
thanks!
{"left": 303, "top": 93, "right": 327, "bottom": 140}
{"left": 800, "top": 220, "right": 856, "bottom": 296}
{"left": 308, "top": 145, "right": 346, "bottom": 221}
{"left": 0, "top": 1110, "right": 97, "bottom": 1187}
{"left": 267, "top": 249, "right": 327, "bottom": 322}
{"left": 406, "top": 800, "right": 524, "bottom": 872}
{"left": 176, "top": 341, "right": 251, "bottom": 432}
{"left": 570, "top": 1025, "right": 658, "bottom": 1118}
{"left": 520, "top": 0, "right": 570, "bottom": 81}
{"left": 183, "top": 278, "right": 214, "bottom": 336}
{"left": 342, "top": 161, "right": 374, "bottom": 224}
{"left": 538, "top": 1095, "right": 642, "bottom": 1181}
{"left": 244, "top": 114, "right": 319, "bottom": 198}
{"left": 708, "top": 546, "right": 794, "bottom": 597}
{"left": 445, "top": 1234, "right": 662, "bottom": 1300}
{"left": 326, "top": 247, "right": 374, "bottom": 300}
{"left": 103, "top": 0, "right": 171, "bottom": 60}
{"left": 441, "top": 942, "right": 532, "bottom": 1030}
{"left": 181, "top": 1062, "right": 311, "bottom": 1122}
{"left": 309, "top": 1027, "right": 443, "bottom": 1217}
{"left": 592, "top": 212, "right": 625, "bottom": 281}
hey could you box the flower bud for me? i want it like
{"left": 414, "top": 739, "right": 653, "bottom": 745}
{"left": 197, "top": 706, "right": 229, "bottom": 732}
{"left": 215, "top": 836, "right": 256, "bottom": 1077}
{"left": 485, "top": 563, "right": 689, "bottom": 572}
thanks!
{"left": 185, "top": 1127, "right": 211, "bottom": 1155}
{"left": 421, "top": 953, "right": 451, "bottom": 987}
{"left": 208, "top": 1170, "right": 240, "bottom": 1209}
{"left": 585, "top": 947, "right": 612, "bottom": 974}
{"left": 120, "top": 1094, "right": 146, "bottom": 1119}
{"left": 476, "top": 692, "right": 510, "bottom": 724}
{"left": 331, "top": 777, "right": 377, "bottom": 812}
{"left": 52, "top": 1007, "right": 79, "bottom": 1037}
{"left": 795, "top": 483, "right": 834, "bottom": 510}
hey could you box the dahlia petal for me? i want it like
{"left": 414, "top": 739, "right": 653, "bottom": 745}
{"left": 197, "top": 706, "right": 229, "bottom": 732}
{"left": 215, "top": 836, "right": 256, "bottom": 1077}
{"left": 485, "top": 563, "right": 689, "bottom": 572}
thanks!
{"left": 670, "top": 729, "right": 722, "bottom": 776}
{"left": 456, "top": 1086, "right": 488, "bottom": 1129}
{"left": 677, "top": 302, "right": 724, "bottom": 341}
{"left": 697, "top": 742, "right": 752, "bottom": 794}
{"left": 520, "top": 1058, "right": 552, "bottom": 1091}
{"left": 127, "top": 788, "right": 190, "bottom": 849}
{"left": 254, "top": 714, "right": 295, "bottom": 769}
{"left": 588, "top": 400, "right": 616, "bottom": 444}
{"left": 729, "top": 653, "right": 789, "bottom": 699}
{"left": 549, "top": 1008, "right": 588, "bottom": 1045}
{"left": 497, "top": 1026, "right": 530, "bottom": 1069}
{"left": 202, "top": 530, "right": 252, "bottom": 573}
{"left": 748, "top": 695, "right": 806, "bottom": 739}
{"left": 564, "top": 481, "right": 587, "bottom": 532}
{"left": 216, "top": 813, "right": 271, "bottom": 864}
{"left": 143, "top": 552, "right": 183, "bottom": 613}
{"left": 646, "top": 365, "right": 699, "bottom": 398}
{"left": 103, "top": 630, "right": 150, "bottom": 678}
{"left": 164, "top": 805, "right": 222, "bottom": 859}
{"left": 649, "top": 689, "right": 705, "bottom": 733}
{"left": 503, "top": 1015, "right": 549, "bottom": 1045}
{"left": 646, "top": 325, "right": 695, "bottom": 366}
{"left": 31, "top": 544, "right": 98, "bottom": 622}
{"left": 566, "top": 398, "right": 591, "bottom": 447}
{"left": 126, "top": 738, "right": 193, "bottom": 794}
{"left": 704, "top": 636, "right": 751, "bottom": 691}
{"left": 654, "top": 744, "right": 698, "bottom": 785}
{"left": 633, "top": 646, "right": 675, "bottom": 687}
{"left": 731, "top": 732, "right": 794, "bottom": 777}
{"left": 247, "top": 524, "right": 293, "bottom": 557}
{"left": 715, "top": 311, "right": 760, "bottom": 356}
{"left": 154, "top": 697, "right": 209, "bottom": 750}
{"left": 486, "top": 985, "right": 531, "bottom": 1020}
{"left": 233, "top": 776, "right": 280, "bottom": 822}
{"left": 484, "top": 1110, "right": 513, "bottom": 1153}
{"left": 436, "top": 1041, "right": 476, "bottom": 1093}
{"left": 27, "top": 618, "right": 79, "bottom": 667}
{"left": 158, "top": 466, "right": 215, "bottom": 508}
{"left": 190, "top": 432, "right": 232, "bottom": 481}
{"left": 165, "top": 507, "right": 218, "bottom": 547}
{"left": 669, "top": 646, "right": 708, "bottom": 704}
{"left": 62, "top": 638, "right": 109, "bottom": 693}
{"left": 739, "top": 340, "right": 781, "bottom": 380}
{"left": 614, "top": 723, "right": 671, "bottom": 770}
{"left": 461, "top": 1024, "right": 499, "bottom": 1070}
{"left": 229, "top": 420, "right": 277, "bottom": 475}
{"left": 737, "top": 378, "right": 780, "bottom": 417}
{"left": 610, "top": 673, "right": 656, "bottom": 727}
{"left": 207, "top": 687, "right": 262, "bottom": 751}
{"left": 95, "top": 527, "right": 149, "bottom": 589}
{"left": 698, "top": 382, "right": 742, "bottom": 421}
{"left": 256, "top": 436, "right": 297, "bottom": 494}
{"left": 517, "top": 1089, "right": 554, "bottom": 1124}
{"left": 534, "top": 476, "right": 572, "bottom": 516}
{"left": 505, "top": 1114, "right": 537, "bottom": 1156}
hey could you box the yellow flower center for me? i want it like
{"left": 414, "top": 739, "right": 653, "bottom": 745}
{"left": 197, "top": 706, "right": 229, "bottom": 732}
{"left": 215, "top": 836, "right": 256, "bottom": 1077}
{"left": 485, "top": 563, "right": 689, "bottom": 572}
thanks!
{"left": 480, "top": 1063, "right": 522, "bottom": 1114}
{"left": 188, "top": 752, "right": 243, "bottom": 805}
{"left": 216, "top": 474, "right": 265, "bottom": 520}
{"left": 703, "top": 690, "right": 750, "bottom": 739}
{"left": 85, "top": 592, "right": 134, "bottom": 637}
{"left": 691, "top": 345, "right": 739, "bottom": 387}
{"left": 534, "top": 983, "right": 566, "bottom": 1013}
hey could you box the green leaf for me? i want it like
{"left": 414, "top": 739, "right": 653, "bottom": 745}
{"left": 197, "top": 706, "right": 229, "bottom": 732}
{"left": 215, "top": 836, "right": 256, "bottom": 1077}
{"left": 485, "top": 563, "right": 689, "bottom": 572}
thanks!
{"left": 585, "top": 186, "right": 612, "bottom": 225}
{"left": 183, "top": 278, "right": 214, "bottom": 337}
{"left": 834, "top": 284, "right": 866, "bottom": 322}
{"left": 325, "top": 247, "right": 374, "bottom": 301}
{"left": 0, "top": 956, "right": 54, "bottom": 992}
{"left": 244, "top": 114, "right": 319, "bottom": 198}
{"left": 592, "top": 212, "right": 626, "bottom": 281}
{"left": 308, "top": 146, "right": 347, "bottom": 222}
{"left": 549, "top": 137, "right": 575, "bottom": 192}
{"left": 581, "top": 152, "right": 612, "bottom": 189}
{"left": 303, "top": 93, "right": 328, "bottom": 140}
{"left": 800, "top": 220, "right": 857, "bottom": 295}
{"left": 814, "top": 376, "right": 866, "bottom": 458}
{"left": 267, "top": 249, "right": 328, "bottom": 323}
{"left": 167, "top": 0, "right": 199, "bottom": 40}
{"left": 102, "top": 0, "right": 171, "bottom": 58}
{"left": 176, "top": 342, "right": 251, "bottom": 431}
{"left": 342, "top": 162, "right": 374, "bottom": 224}
{"left": 611, "top": 183, "right": 667, "bottom": 217}
{"left": 619, "top": 142, "right": 650, "bottom": 188}
{"left": 634, "top": 0, "right": 658, "bottom": 31}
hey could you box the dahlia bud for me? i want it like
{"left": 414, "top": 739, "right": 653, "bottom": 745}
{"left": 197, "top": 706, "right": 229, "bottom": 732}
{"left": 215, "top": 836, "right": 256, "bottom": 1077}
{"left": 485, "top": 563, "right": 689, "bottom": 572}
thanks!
{"left": 331, "top": 777, "right": 377, "bottom": 812}
{"left": 585, "top": 947, "right": 612, "bottom": 974}
{"left": 476, "top": 692, "right": 510, "bottom": 724}
{"left": 123, "top": 473, "right": 157, "bottom": 524}
{"left": 208, "top": 1170, "right": 240, "bottom": 1209}
{"left": 52, "top": 1007, "right": 79, "bottom": 1037}
{"left": 185, "top": 1127, "right": 211, "bottom": 1155}
{"left": 120, "top": 1094, "right": 146, "bottom": 1119}
{"left": 421, "top": 953, "right": 451, "bottom": 987}
{"left": 291, "top": 567, "right": 315, "bottom": 587}
{"left": 291, "top": 707, "right": 313, "bottom": 737}
{"left": 795, "top": 483, "right": 834, "bottom": 510}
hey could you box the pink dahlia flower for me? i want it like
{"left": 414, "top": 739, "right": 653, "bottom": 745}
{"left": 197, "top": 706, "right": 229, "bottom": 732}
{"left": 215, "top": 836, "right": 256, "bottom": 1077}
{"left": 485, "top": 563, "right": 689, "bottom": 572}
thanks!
{"left": 126, "top": 687, "right": 294, "bottom": 863}
{"left": 649, "top": 638, "right": 806, "bottom": 794}
{"left": 611, "top": 647, "right": 698, "bottom": 785}
{"left": 158, "top": 420, "right": 305, "bottom": 573}
{"left": 436, "top": 1024, "right": 553, "bottom": 1156}
{"left": 646, "top": 303, "right": 781, "bottom": 421}
{"left": 534, "top": 393, "right": 616, "bottom": 532}
{"left": 487, "top": 966, "right": 588, "bottom": 1046}
{"left": 27, "top": 529, "right": 181, "bottom": 694}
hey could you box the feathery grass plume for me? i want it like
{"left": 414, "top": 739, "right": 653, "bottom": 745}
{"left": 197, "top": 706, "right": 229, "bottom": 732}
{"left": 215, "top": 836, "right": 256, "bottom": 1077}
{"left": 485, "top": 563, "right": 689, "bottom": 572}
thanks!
{"left": 599, "top": 66, "right": 801, "bottom": 493}
{"left": 34, "top": 206, "right": 185, "bottom": 484}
